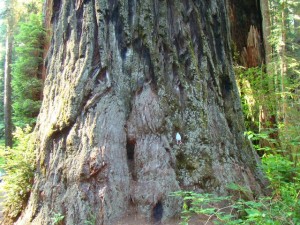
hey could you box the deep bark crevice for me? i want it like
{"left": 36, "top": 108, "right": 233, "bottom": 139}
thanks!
{"left": 128, "top": 0, "right": 135, "bottom": 27}
{"left": 75, "top": 4, "right": 83, "bottom": 41}
{"left": 92, "top": 0, "right": 101, "bottom": 67}
{"left": 110, "top": 4, "right": 128, "bottom": 60}
{"left": 126, "top": 139, "right": 136, "bottom": 181}
{"left": 132, "top": 39, "right": 154, "bottom": 84}
{"left": 51, "top": 0, "right": 62, "bottom": 24}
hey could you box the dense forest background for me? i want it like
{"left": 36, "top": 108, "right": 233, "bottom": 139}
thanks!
{"left": 0, "top": 0, "right": 299, "bottom": 224}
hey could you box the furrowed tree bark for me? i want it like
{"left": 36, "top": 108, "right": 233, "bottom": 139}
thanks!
{"left": 16, "top": 0, "right": 267, "bottom": 224}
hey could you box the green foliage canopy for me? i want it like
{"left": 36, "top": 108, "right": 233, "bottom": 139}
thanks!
{"left": 12, "top": 13, "right": 44, "bottom": 127}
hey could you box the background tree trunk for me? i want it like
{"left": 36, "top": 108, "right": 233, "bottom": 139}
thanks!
{"left": 259, "top": 0, "right": 278, "bottom": 150}
{"left": 4, "top": 0, "right": 14, "bottom": 148}
{"left": 16, "top": 0, "right": 267, "bottom": 224}
{"left": 260, "top": 0, "right": 272, "bottom": 67}
{"left": 280, "top": 1, "right": 287, "bottom": 126}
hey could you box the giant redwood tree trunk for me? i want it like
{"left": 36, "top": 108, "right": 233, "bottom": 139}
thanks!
{"left": 16, "top": 0, "right": 266, "bottom": 224}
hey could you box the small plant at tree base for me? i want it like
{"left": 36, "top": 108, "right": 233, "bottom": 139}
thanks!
{"left": 84, "top": 207, "right": 97, "bottom": 225}
{"left": 51, "top": 212, "right": 65, "bottom": 225}
{"left": 84, "top": 214, "right": 96, "bottom": 225}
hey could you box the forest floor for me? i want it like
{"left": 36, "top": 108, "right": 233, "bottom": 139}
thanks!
{"left": 113, "top": 214, "right": 214, "bottom": 225}
{"left": 0, "top": 182, "right": 4, "bottom": 223}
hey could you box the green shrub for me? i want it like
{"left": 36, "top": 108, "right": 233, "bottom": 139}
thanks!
{"left": 172, "top": 154, "right": 300, "bottom": 225}
{"left": 0, "top": 125, "right": 35, "bottom": 220}
{"left": 51, "top": 212, "right": 65, "bottom": 225}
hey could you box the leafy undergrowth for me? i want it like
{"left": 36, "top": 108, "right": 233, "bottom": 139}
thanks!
{"left": 172, "top": 154, "right": 300, "bottom": 225}
{"left": 0, "top": 126, "right": 35, "bottom": 222}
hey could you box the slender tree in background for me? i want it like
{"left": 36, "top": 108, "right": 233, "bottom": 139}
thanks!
{"left": 261, "top": 0, "right": 272, "bottom": 68}
{"left": 0, "top": 22, "right": 7, "bottom": 137}
{"left": 4, "top": 0, "right": 15, "bottom": 147}
{"left": 279, "top": 0, "right": 288, "bottom": 126}
{"left": 295, "top": 5, "right": 300, "bottom": 46}
{"left": 259, "top": 0, "right": 278, "bottom": 149}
